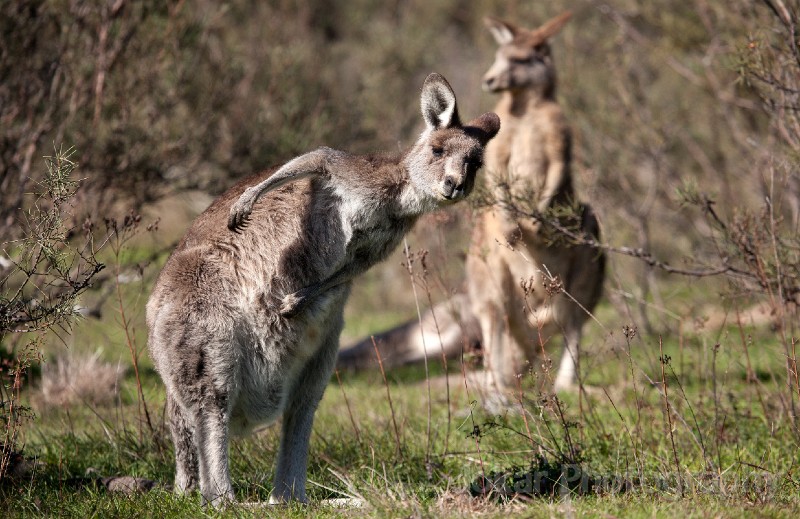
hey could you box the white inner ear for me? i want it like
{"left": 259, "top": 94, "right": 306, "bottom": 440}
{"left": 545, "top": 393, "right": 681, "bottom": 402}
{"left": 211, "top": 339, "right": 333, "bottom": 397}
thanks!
{"left": 437, "top": 98, "right": 456, "bottom": 128}
{"left": 422, "top": 83, "right": 457, "bottom": 129}
{"left": 489, "top": 24, "right": 514, "bottom": 45}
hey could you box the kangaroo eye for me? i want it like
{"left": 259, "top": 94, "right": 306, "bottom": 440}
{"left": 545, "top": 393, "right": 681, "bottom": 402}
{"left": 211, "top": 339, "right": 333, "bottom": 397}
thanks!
{"left": 466, "top": 159, "right": 482, "bottom": 170}
{"left": 432, "top": 146, "right": 444, "bottom": 157}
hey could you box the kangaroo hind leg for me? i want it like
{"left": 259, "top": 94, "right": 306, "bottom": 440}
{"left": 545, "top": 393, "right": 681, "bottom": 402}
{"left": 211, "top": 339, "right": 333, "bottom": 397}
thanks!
{"left": 554, "top": 324, "right": 580, "bottom": 392}
{"left": 167, "top": 394, "right": 199, "bottom": 494}
{"left": 271, "top": 313, "right": 342, "bottom": 503}
{"left": 195, "top": 392, "right": 235, "bottom": 506}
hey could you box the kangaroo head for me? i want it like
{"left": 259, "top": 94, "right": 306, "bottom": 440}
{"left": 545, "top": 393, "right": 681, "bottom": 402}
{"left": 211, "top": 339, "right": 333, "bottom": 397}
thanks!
{"left": 482, "top": 11, "right": 572, "bottom": 96}
{"left": 405, "top": 73, "right": 500, "bottom": 209}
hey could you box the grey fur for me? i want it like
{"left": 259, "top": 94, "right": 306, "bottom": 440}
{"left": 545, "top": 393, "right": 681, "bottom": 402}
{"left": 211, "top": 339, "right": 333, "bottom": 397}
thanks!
{"left": 147, "top": 73, "right": 499, "bottom": 506}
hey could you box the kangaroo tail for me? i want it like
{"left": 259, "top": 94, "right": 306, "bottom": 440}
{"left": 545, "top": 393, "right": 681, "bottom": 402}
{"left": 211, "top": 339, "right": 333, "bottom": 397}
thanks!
{"left": 337, "top": 293, "right": 480, "bottom": 371}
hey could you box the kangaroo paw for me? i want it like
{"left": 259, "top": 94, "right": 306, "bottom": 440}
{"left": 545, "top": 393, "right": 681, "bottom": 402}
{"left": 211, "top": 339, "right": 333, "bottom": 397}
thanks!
{"left": 227, "top": 187, "right": 258, "bottom": 231}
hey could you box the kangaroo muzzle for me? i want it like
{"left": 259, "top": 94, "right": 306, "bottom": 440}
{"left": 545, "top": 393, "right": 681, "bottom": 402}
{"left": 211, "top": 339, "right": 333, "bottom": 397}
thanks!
{"left": 482, "top": 74, "right": 499, "bottom": 92}
{"left": 442, "top": 175, "right": 465, "bottom": 199}
{"left": 442, "top": 160, "right": 477, "bottom": 200}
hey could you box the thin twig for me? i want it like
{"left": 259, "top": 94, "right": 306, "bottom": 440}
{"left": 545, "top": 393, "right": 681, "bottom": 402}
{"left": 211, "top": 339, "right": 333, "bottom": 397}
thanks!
{"left": 111, "top": 231, "right": 153, "bottom": 436}
{"left": 372, "top": 336, "right": 403, "bottom": 460}
{"left": 659, "top": 336, "right": 683, "bottom": 497}
{"left": 419, "top": 255, "right": 453, "bottom": 456}
{"left": 334, "top": 368, "right": 361, "bottom": 445}
{"left": 401, "top": 239, "right": 432, "bottom": 463}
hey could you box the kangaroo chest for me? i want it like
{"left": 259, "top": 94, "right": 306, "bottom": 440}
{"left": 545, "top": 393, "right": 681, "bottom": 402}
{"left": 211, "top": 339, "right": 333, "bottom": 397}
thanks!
{"left": 486, "top": 117, "right": 548, "bottom": 193}
{"left": 336, "top": 194, "right": 415, "bottom": 275}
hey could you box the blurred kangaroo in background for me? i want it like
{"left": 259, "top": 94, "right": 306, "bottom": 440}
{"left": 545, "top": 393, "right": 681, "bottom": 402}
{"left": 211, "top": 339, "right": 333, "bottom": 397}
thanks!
{"left": 338, "top": 12, "right": 604, "bottom": 397}
{"left": 468, "top": 11, "right": 604, "bottom": 395}
{"left": 147, "top": 73, "right": 499, "bottom": 506}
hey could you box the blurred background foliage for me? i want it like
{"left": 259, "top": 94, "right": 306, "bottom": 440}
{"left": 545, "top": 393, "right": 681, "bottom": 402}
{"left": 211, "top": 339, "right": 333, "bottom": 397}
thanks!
{"left": 1, "top": 0, "right": 798, "bottom": 329}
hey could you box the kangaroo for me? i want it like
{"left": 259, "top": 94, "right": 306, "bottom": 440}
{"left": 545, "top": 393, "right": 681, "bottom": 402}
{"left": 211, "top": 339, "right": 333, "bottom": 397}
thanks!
{"left": 337, "top": 12, "right": 604, "bottom": 399}
{"left": 146, "top": 73, "right": 499, "bottom": 506}
{"left": 468, "top": 11, "right": 605, "bottom": 395}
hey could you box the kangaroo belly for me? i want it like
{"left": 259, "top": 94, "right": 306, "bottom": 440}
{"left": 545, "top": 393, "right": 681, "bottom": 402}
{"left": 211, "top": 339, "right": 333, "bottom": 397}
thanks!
{"left": 230, "top": 286, "right": 348, "bottom": 435}
{"left": 468, "top": 210, "right": 573, "bottom": 331}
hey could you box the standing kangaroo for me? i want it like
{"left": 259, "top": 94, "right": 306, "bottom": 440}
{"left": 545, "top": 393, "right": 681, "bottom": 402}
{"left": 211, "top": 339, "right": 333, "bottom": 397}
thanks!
{"left": 338, "top": 12, "right": 604, "bottom": 398}
{"left": 146, "top": 73, "right": 499, "bottom": 505}
{"left": 467, "top": 11, "right": 604, "bottom": 395}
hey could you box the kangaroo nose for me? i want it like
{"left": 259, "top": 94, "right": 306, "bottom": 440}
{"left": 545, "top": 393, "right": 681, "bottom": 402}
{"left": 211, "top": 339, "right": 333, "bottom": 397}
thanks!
{"left": 443, "top": 176, "right": 457, "bottom": 198}
{"left": 442, "top": 175, "right": 466, "bottom": 199}
{"left": 482, "top": 76, "right": 496, "bottom": 92}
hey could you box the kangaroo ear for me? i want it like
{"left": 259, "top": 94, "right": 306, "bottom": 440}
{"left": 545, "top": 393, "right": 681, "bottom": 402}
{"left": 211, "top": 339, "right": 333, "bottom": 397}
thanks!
{"left": 420, "top": 73, "right": 461, "bottom": 130}
{"left": 527, "top": 11, "right": 572, "bottom": 46}
{"left": 465, "top": 112, "right": 501, "bottom": 146}
{"left": 484, "top": 16, "right": 518, "bottom": 45}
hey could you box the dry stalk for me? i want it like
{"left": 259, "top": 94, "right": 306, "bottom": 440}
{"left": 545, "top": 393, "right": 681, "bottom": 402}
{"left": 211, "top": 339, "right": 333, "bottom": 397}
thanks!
{"left": 791, "top": 337, "right": 800, "bottom": 428}
{"left": 458, "top": 346, "right": 487, "bottom": 495}
{"left": 372, "top": 336, "right": 403, "bottom": 460}
{"left": 111, "top": 232, "right": 153, "bottom": 436}
{"left": 665, "top": 359, "right": 712, "bottom": 472}
{"left": 514, "top": 376, "right": 536, "bottom": 453}
{"left": 622, "top": 325, "right": 644, "bottom": 439}
{"left": 601, "top": 386, "right": 644, "bottom": 484}
{"left": 401, "top": 239, "right": 433, "bottom": 464}
{"left": 734, "top": 305, "right": 772, "bottom": 425}
{"left": 659, "top": 336, "right": 682, "bottom": 496}
{"left": 334, "top": 368, "right": 361, "bottom": 445}
{"left": 418, "top": 251, "right": 453, "bottom": 456}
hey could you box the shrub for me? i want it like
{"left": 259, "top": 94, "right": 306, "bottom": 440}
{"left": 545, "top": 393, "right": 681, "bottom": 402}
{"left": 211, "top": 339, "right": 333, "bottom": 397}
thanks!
{"left": 0, "top": 146, "right": 105, "bottom": 480}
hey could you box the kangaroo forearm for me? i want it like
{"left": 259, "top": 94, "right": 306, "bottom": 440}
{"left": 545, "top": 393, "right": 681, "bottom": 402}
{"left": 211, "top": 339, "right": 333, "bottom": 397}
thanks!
{"left": 305, "top": 267, "right": 355, "bottom": 300}
{"left": 249, "top": 148, "right": 332, "bottom": 204}
{"left": 228, "top": 148, "right": 340, "bottom": 230}
{"left": 308, "top": 253, "right": 375, "bottom": 298}
{"left": 281, "top": 256, "right": 371, "bottom": 317}
{"left": 536, "top": 161, "right": 568, "bottom": 213}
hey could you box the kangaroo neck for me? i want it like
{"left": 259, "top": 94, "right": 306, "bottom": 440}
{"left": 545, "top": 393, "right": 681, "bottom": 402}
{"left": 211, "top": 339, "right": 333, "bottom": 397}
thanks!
{"left": 501, "top": 87, "right": 555, "bottom": 117}
{"left": 397, "top": 151, "right": 440, "bottom": 217}
{"left": 396, "top": 168, "right": 433, "bottom": 218}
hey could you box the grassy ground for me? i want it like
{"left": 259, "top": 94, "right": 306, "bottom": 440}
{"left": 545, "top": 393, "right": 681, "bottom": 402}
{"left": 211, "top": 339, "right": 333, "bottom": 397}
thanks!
{"left": 4, "top": 287, "right": 800, "bottom": 517}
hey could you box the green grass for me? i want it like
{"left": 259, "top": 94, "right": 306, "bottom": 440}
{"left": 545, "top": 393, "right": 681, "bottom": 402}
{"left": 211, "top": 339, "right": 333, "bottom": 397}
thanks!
{"left": 4, "top": 230, "right": 799, "bottom": 517}
{"left": 4, "top": 307, "right": 800, "bottom": 517}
